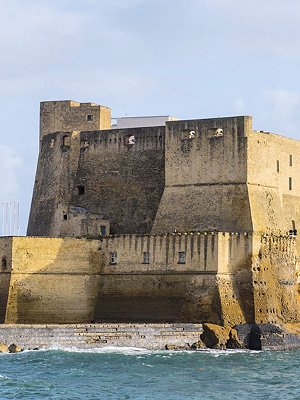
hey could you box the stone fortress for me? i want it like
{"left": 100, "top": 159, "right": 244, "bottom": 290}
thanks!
{"left": 1, "top": 100, "right": 300, "bottom": 330}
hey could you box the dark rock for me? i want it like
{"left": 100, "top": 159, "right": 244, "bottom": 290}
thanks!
{"left": 226, "top": 329, "right": 245, "bottom": 349}
{"left": 8, "top": 344, "right": 22, "bottom": 353}
{"left": 234, "top": 323, "right": 300, "bottom": 351}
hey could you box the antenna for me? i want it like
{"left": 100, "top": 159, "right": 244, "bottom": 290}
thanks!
{"left": 0, "top": 202, "right": 20, "bottom": 236}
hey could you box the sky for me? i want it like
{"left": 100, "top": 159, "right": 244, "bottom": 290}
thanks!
{"left": 1, "top": 0, "right": 300, "bottom": 235}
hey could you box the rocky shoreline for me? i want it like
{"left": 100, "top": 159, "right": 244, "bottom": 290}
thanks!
{"left": 0, "top": 323, "right": 299, "bottom": 353}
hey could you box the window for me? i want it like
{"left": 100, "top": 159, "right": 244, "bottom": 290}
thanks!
{"left": 277, "top": 160, "right": 280, "bottom": 173}
{"left": 143, "top": 252, "right": 150, "bottom": 264}
{"left": 63, "top": 214, "right": 68, "bottom": 220}
{"left": 289, "top": 177, "right": 292, "bottom": 190}
{"left": 178, "top": 252, "right": 186, "bottom": 264}
{"left": 100, "top": 226, "right": 106, "bottom": 235}
{"left": 110, "top": 252, "right": 117, "bottom": 264}
{"left": 78, "top": 186, "right": 85, "bottom": 195}
{"left": 87, "top": 115, "right": 93, "bottom": 121}
{"left": 290, "top": 154, "right": 293, "bottom": 166}
{"left": 62, "top": 135, "right": 70, "bottom": 147}
{"left": 1, "top": 257, "right": 7, "bottom": 270}
{"left": 50, "top": 138, "right": 55, "bottom": 148}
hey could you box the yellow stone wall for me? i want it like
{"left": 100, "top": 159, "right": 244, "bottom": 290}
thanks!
{"left": 0, "top": 232, "right": 298, "bottom": 326}
{"left": 247, "top": 130, "right": 300, "bottom": 235}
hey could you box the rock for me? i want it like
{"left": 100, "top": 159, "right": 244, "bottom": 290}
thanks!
{"left": 0, "top": 342, "right": 9, "bottom": 353}
{"left": 165, "top": 343, "right": 191, "bottom": 350}
{"left": 190, "top": 339, "right": 207, "bottom": 350}
{"left": 201, "top": 323, "right": 231, "bottom": 349}
{"left": 234, "top": 323, "right": 300, "bottom": 351}
{"left": 8, "top": 344, "right": 22, "bottom": 353}
{"left": 226, "top": 329, "right": 245, "bottom": 349}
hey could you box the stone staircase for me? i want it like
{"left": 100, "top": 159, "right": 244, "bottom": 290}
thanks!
{"left": 0, "top": 323, "right": 203, "bottom": 350}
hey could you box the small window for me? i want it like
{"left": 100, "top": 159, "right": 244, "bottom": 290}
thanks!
{"left": 63, "top": 214, "right": 68, "bottom": 220}
{"left": 143, "top": 252, "right": 150, "bottom": 264}
{"left": 178, "top": 252, "right": 186, "bottom": 264}
{"left": 290, "top": 154, "right": 293, "bottom": 166}
{"left": 78, "top": 186, "right": 85, "bottom": 195}
{"left": 50, "top": 138, "right": 55, "bottom": 148}
{"left": 277, "top": 160, "right": 279, "bottom": 173}
{"left": 87, "top": 115, "right": 93, "bottom": 121}
{"left": 289, "top": 177, "right": 292, "bottom": 190}
{"left": 110, "top": 252, "right": 117, "bottom": 264}
{"left": 62, "top": 135, "right": 70, "bottom": 147}
{"left": 1, "top": 257, "right": 7, "bottom": 270}
{"left": 100, "top": 226, "right": 106, "bottom": 235}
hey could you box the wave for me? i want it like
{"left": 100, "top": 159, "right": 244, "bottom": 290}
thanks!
{"left": 19, "top": 345, "right": 261, "bottom": 356}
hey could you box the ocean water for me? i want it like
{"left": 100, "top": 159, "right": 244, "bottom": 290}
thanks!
{"left": 0, "top": 347, "right": 299, "bottom": 400}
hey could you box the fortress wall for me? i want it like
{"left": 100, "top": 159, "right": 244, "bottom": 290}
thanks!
{"left": 5, "top": 237, "right": 103, "bottom": 324}
{"left": 152, "top": 116, "right": 253, "bottom": 234}
{"left": 27, "top": 131, "right": 81, "bottom": 237}
{"left": 165, "top": 116, "right": 251, "bottom": 186}
{"left": 216, "top": 233, "right": 255, "bottom": 326}
{"left": 251, "top": 234, "right": 300, "bottom": 325}
{"left": 70, "top": 127, "right": 166, "bottom": 234}
{"left": 2, "top": 233, "right": 297, "bottom": 326}
{"left": 0, "top": 234, "right": 253, "bottom": 325}
{"left": 94, "top": 232, "right": 222, "bottom": 323}
{"left": 247, "top": 131, "right": 300, "bottom": 235}
{"left": 0, "top": 238, "right": 12, "bottom": 323}
{"left": 40, "top": 101, "right": 111, "bottom": 143}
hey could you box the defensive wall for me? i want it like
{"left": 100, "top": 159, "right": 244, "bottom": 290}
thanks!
{"left": 28, "top": 126, "right": 166, "bottom": 237}
{"left": 0, "top": 233, "right": 298, "bottom": 326}
{"left": 29, "top": 109, "right": 300, "bottom": 241}
{"left": 23, "top": 101, "right": 300, "bottom": 327}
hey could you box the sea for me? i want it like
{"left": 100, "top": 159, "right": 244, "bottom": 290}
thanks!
{"left": 0, "top": 347, "right": 299, "bottom": 399}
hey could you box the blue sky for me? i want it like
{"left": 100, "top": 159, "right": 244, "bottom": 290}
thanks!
{"left": 1, "top": 0, "right": 300, "bottom": 234}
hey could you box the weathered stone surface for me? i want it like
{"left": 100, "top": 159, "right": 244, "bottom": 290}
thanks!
{"left": 0, "top": 342, "right": 9, "bottom": 353}
{"left": 201, "top": 323, "right": 231, "bottom": 349}
{"left": 226, "top": 329, "right": 245, "bottom": 349}
{"left": 234, "top": 323, "right": 300, "bottom": 351}
{"left": 165, "top": 343, "right": 191, "bottom": 350}
{"left": 190, "top": 339, "right": 207, "bottom": 350}
{"left": 201, "top": 324, "right": 245, "bottom": 349}
{"left": 8, "top": 344, "right": 21, "bottom": 353}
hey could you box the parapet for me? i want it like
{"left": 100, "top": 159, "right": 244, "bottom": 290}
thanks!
{"left": 39, "top": 100, "right": 111, "bottom": 144}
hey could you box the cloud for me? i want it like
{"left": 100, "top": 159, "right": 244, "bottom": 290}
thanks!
{"left": 0, "top": 146, "right": 22, "bottom": 198}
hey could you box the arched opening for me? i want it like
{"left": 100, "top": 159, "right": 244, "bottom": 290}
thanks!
{"left": 1, "top": 257, "right": 7, "bottom": 270}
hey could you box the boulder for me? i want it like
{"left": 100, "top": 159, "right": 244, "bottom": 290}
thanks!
{"left": 0, "top": 342, "right": 9, "bottom": 353}
{"left": 201, "top": 323, "right": 244, "bottom": 349}
{"left": 190, "top": 339, "right": 207, "bottom": 350}
{"left": 226, "top": 328, "right": 245, "bottom": 349}
{"left": 201, "top": 323, "right": 231, "bottom": 349}
{"left": 8, "top": 344, "right": 22, "bottom": 353}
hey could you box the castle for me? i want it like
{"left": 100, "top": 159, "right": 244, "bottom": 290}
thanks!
{"left": 0, "top": 100, "right": 300, "bottom": 327}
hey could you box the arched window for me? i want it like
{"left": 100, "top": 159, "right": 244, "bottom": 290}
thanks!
{"left": 1, "top": 257, "right": 7, "bottom": 270}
